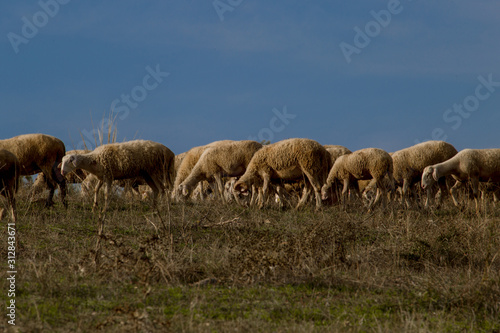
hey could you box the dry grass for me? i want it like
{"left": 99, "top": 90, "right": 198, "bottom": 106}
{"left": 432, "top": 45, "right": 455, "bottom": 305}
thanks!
{"left": 1, "top": 186, "right": 500, "bottom": 332}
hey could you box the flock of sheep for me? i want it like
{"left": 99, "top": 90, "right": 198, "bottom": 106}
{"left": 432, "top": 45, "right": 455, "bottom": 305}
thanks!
{"left": 1, "top": 133, "right": 500, "bottom": 222}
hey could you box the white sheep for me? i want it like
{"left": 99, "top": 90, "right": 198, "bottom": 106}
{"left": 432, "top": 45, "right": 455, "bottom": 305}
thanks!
{"left": 0, "top": 150, "right": 20, "bottom": 222}
{"left": 321, "top": 148, "right": 394, "bottom": 210}
{"left": 233, "top": 138, "right": 331, "bottom": 209}
{"left": 178, "top": 140, "right": 262, "bottom": 202}
{"left": 60, "top": 140, "right": 175, "bottom": 212}
{"left": 0, "top": 133, "right": 67, "bottom": 207}
{"left": 421, "top": 148, "right": 500, "bottom": 212}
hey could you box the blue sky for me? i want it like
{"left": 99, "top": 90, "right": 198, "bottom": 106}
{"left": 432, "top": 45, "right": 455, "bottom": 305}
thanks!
{"left": 1, "top": 0, "right": 499, "bottom": 155}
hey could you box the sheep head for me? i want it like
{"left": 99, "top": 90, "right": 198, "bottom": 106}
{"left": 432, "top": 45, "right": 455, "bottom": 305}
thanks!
{"left": 321, "top": 184, "right": 331, "bottom": 200}
{"left": 421, "top": 166, "right": 436, "bottom": 189}
{"left": 178, "top": 184, "right": 190, "bottom": 197}
{"left": 60, "top": 155, "right": 79, "bottom": 176}
{"left": 233, "top": 180, "right": 249, "bottom": 196}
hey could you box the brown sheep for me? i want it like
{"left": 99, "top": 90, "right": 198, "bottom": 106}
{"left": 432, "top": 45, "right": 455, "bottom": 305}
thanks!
{"left": 0, "top": 134, "right": 66, "bottom": 207}
{"left": 322, "top": 148, "right": 394, "bottom": 210}
{"left": 233, "top": 138, "right": 331, "bottom": 209}
{"left": 179, "top": 140, "right": 262, "bottom": 202}
{"left": 0, "top": 150, "right": 20, "bottom": 222}
{"left": 172, "top": 140, "right": 233, "bottom": 200}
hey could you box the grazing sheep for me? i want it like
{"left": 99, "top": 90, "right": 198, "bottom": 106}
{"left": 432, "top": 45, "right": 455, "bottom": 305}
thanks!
{"left": 172, "top": 140, "right": 233, "bottom": 200}
{"left": 390, "top": 141, "right": 458, "bottom": 208}
{"left": 421, "top": 148, "right": 500, "bottom": 212}
{"left": 233, "top": 138, "right": 331, "bottom": 209}
{"left": 60, "top": 140, "right": 175, "bottom": 212}
{"left": 0, "top": 150, "right": 20, "bottom": 222}
{"left": 323, "top": 145, "right": 352, "bottom": 204}
{"left": 178, "top": 140, "right": 262, "bottom": 202}
{"left": 322, "top": 148, "right": 394, "bottom": 210}
{"left": 0, "top": 133, "right": 66, "bottom": 207}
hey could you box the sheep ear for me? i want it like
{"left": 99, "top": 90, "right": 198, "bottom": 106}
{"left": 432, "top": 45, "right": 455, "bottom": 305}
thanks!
{"left": 57, "top": 162, "right": 62, "bottom": 168}
{"left": 71, "top": 156, "right": 78, "bottom": 167}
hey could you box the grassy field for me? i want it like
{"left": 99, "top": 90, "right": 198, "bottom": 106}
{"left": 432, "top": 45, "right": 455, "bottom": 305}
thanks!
{"left": 1, "top": 187, "right": 500, "bottom": 332}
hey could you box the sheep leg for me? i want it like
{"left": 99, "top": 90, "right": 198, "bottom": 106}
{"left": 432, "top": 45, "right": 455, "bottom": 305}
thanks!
{"left": 41, "top": 170, "right": 56, "bottom": 207}
{"left": 301, "top": 170, "right": 323, "bottom": 209}
{"left": 369, "top": 179, "right": 386, "bottom": 211}
{"left": 46, "top": 186, "right": 56, "bottom": 208}
{"left": 10, "top": 200, "right": 17, "bottom": 223}
{"left": 449, "top": 180, "right": 464, "bottom": 207}
{"left": 214, "top": 174, "right": 226, "bottom": 203}
{"left": 151, "top": 174, "right": 166, "bottom": 198}
{"left": 93, "top": 179, "right": 104, "bottom": 212}
{"left": 52, "top": 161, "right": 67, "bottom": 208}
{"left": 296, "top": 182, "right": 312, "bottom": 209}
{"left": 59, "top": 178, "right": 67, "bottom": 208}
{"left": 0, "top": 194, "right": 15, "bottom": 222}
{"left": 470, "top": 177, "right": 480, "bottom": 213}
{"left": 368, "top": 188, "right": 380, "bottom": 211}
{"left": 402, "top": 179, "right": 412, "bottom": 209}
{"left": 341, "top": 179, "right": 349, "bottom": 210}
{"left": 259, "top": 175, "right": 270, "bottom": 209}
{"left": 8, "top": 192, "right": 16, "bottom": 223}
{"left": 434, "top": 177, "right": 448, "bottom": 209}
{"left": 349, "top": 181, "right": 362, "bottom": 202}
{"left": 143, "top": 175, "right": 162, "bottom": 208}
{"left": 250, "top": 185, "right": 259, "bottom": 207}
{"left": 103, "top": 180, "right": 113, "bottom": 213}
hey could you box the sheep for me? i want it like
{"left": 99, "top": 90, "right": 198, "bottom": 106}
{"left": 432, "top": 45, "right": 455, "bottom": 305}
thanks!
{"left": 172, "top": 140, "right": 233, "bottom": 201}
{"left": 233, "top": 138, "right": 331, "bottom": 209}
{"left": 60, "top": 140, "right": 175, "bottom": 212}
{"left": 0, "top": 133, "right": 67, "bottom": 207}
{"left": 421, "top": 148, "right": 500, "bottom": 212}
{"left": 178, "top": 140, "right": 262, "bottom": 202}
{"left": 389, "top": 141, "right": 458, "bottom": 209}
{"left": 321, "top": 148, "right": 394, "bottom": 210}
{"left": 0, "top": 150, "right": 20, "bottom": 222}
{"left": 323, "top": 145, "right": 352, "bottom": 204}
{"left": 250, "top": 145, "right": 347, "bottom": 209}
